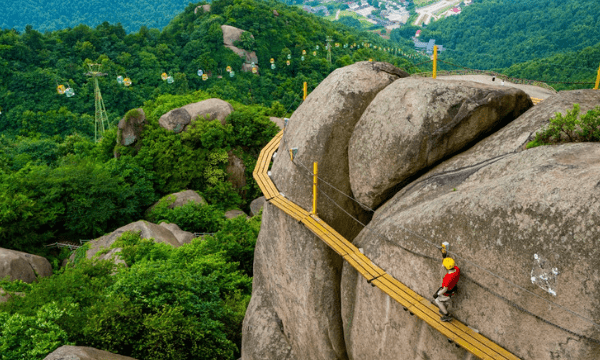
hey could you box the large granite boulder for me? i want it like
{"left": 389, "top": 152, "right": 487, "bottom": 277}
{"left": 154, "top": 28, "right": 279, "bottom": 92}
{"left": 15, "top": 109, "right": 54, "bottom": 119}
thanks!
{"left": 342, "top": 143, "right": 600, "bottom": 360}
{"left": 194, "top": 4, "right": 210, "bottom": 14}
{"left": 117, "top": 108, "right": 146, "bottom": 146}
{"left": 0, "top": 248, "right": 52, "bottom": 283}
{"left": 227, "top": 151, "right": 246, "bottom": 190}
{"left": 148, "top": 190, "right": 207, "bottom": 214}
{"left": 70, "top": 221, "right": 181, "bottom": 264}
{"left": 221, "top": 25, "right": 259, "bottom": 65}
{"left": 418, "top": 89, "right": 600, "bottom": 176}
{"left": 158, "top": 108, "right": 191, "bottom": 133}
{"left": 269, "top": 117, "right": 285, "bottom": 130}
{"left": 243, "top": 62, "right": 408, "bottom": 360}
{"left": 158, "top": 99, "right": 234, "bottom": 132}
{"left": 225, "top": 209, "right": 248, "bottom": 219}
{"left": 44, "top": 346, "right": 137, "bottom": 360}
{"left": 249, "top": 196, "right": 266, "bottom": 216}
{"left": 271, "top": 61, "right": 409, "bottom": 241}
{"left": 182, "top": 98, "right": 234, "bottom": 126}
{"left": 0, "top": 288, "right": 24, "bottom": 303}
{"left": 348, "top": 77, "right": 532, "bottom": 210}
{"left": 243, "top": 61, "right": 600, "bottom": 360}
{"left": 159, "top": 222, "right": 195, "bottom": 245}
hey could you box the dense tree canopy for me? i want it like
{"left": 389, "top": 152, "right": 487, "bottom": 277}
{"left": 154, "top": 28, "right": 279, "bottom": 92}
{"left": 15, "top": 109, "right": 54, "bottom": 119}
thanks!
{"left": 392, "top": 0, "right": 600, "bottom": 81}
{"left": 2, "top": 0, "right": 195, "bottom": 33}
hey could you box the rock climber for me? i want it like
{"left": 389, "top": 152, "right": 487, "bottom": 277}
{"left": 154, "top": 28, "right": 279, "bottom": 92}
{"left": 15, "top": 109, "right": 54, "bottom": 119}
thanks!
{"left": 433, "top": 246, "right": 460, "bottom": 322}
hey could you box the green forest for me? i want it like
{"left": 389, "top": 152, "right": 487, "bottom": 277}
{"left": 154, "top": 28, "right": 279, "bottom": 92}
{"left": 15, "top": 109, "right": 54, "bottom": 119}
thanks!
{"left": 0, "top": 0, "right": 425, "bottom": 359}
{"left": 406, "top": 0, "right": 600, "bottom": 88}
{"left": 1, "top": 0, "right": 197, "bottom": 33}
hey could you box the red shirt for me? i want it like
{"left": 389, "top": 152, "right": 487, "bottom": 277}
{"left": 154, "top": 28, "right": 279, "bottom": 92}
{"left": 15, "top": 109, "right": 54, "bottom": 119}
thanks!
{"left": 442, "top": 266, "right": 460, "bottom": 295}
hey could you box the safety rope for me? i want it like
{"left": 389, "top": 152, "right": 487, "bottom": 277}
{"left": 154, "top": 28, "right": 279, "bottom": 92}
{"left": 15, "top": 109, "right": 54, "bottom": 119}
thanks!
{"left": 281, "top": 149, "right": 600, "bottom": 344}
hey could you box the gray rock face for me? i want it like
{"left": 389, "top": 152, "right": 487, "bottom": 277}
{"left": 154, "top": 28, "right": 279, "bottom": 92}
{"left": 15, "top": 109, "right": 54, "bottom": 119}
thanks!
{"left": 44, "top": 346, "right": 137, "bottom": 360}
{"left": 421, "top": 89, "right": 600, "bottom": 176}
{"left": 249, "top": 196, "right": 266, "bottom": 216}
{"left": 227, "top": 151, "right": 246, "bottom": 190}
{"left": 242, "top": 203, "right": 344, "bottom": 360}
{"left": 182, "top": 98, "right": 234, "bottom": 126}
{"left": 158, "top": 108, "right": 191, "bottom": 133}
{"left": 148, "top": 190, "right": 207, "bottom": 214}
{"left": 221, "top": 25, "right": 259, "bottom": 66}
{"left": 158, "top": 99, "right": 234, "bottom": 132}
{"left": 225, "top": 209, "right": 248, "bottom": 219}
{"left": 117, "top": 108, "right": 146, "bottom": 146}
{"left": 194, "top": 4, "right": 210, "bottom": 14}
{"left": 243, "top": 62, "right": 600, "bottom": 360}
{"left": 244, "top": 62, "right": 408, "bottom": 360}
{"left": 343, "top": 143, "right": 600, "bottom": 360}
{"left": 159, "top": 222, "right": 195, "bottom": 245}
{"left": 0, "top": 248, "right": 52, "bottom": 283}
{"left": 0, "top": 288, "right": 24, "bottom": 303}
{"left": 348, "top": 77, "right": 532, "bottom": 210}
{"left": 71, "top": 221, "right": 181, "bottom": 264}
{"left": 272, "top": 61, "right": 408, "bottom": 241}
{"left": 269, "top": 117, "right": 285, "bottom": 130}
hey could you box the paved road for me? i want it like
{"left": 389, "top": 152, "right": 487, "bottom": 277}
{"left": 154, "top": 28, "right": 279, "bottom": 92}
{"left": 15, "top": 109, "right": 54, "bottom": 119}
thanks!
{"left": 436, "top": 74, "right": 556, "bottom": 99}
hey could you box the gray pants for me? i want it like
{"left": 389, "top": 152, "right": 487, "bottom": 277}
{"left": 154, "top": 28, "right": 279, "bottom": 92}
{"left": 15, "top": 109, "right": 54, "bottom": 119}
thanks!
{"left": 434, "top": 294, "right": 452, "bottom": 315}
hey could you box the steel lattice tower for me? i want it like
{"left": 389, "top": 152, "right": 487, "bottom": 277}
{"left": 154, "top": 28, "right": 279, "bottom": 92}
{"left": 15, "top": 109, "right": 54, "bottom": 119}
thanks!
{"left": 85, "top": 64, "right": 109, "bottom": 142}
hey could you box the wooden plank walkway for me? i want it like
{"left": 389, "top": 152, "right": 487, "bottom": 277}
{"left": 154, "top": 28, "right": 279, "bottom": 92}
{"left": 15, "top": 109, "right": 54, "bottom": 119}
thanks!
{"left": 254, "top": 130, "right": 521, "bottom": 360}
{"left": 531, "top": 97, "right": 543, "bottom": 105}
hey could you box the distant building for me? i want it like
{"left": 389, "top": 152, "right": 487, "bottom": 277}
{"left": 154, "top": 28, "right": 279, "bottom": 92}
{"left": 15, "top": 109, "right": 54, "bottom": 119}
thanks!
{"left": 414, "top": 38, "right": 444, "bottom": 55}
{"left": 415, "top": 29, "right": 422, "bottom": 37}
{"left": 303, "top": 5, "right": 330, "bottom": 16}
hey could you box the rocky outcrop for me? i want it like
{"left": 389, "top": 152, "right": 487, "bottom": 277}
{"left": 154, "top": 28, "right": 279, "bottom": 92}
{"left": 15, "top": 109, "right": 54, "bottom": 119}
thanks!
{"left": 0, "top": 248, "right": 52, "bottom": 283}
{"left": 271, "top": 61, "right": 408, "bottom": 241}
{"left": 71, "top": 221, "right": 181, "bottom": 264}
{"left": 225, "top": 209, "right": 248, "bottom": 219}
{"left": 227, "top": 151, "right": 246, "bottom": 190}
{"left": 194, "top": 4, "right": 210, "bottom": 14}
{"left": 342, "top": 143, "right": 600, "bottom": 360}
{"left": 0, "top": 288, "right": 24, "bottom": 303}
{"left": 44, "top": 346, "right": 137, "bottom": 360}
{"left": 117, "top": 108, "right": 146, "bottom": 146}
{"left": 159, "top": 222, "right": 195, "bottom": 245}
{"left": 149, "top": 190, "right": 207, "bottom": 213}
{"left": 158, "top": 99, "right": 233, "bottom": 132}
{"left": 250, "top": 196, "right": 266, "bottom": 216}
{"left": 158, "top": 108, "right": 191, "bottom": 133}
{"left": 349, "top": 78, "right": 532, "bottom": 209}
{"left": 243, "top": 62, "right": 408, "bottom": 360}
{"left": 221, "top": 25, "right": 259, "bottom": 66}
{"left": 269, "top": 117, "right": 285, "bottom": 130}
{"left": 182, "top": 98, "right": 233, "bottom": 126}
{"left": 243, "top": 62, "right": 600, "bottom": 360}
{"left": 418, "top": 89, "right": 600, "bottom": 176}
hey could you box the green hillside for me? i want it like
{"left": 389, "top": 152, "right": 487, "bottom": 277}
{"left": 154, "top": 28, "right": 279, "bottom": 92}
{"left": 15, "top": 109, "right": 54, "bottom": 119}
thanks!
{"left": 411, "top": 0, "right": 600, "bottom": 72}
{"left": 501, "top": 42, "right": 600, "bottom": 91}
{"left": 1, "top": 0, "right": 195, "bottom": 33}
{"left": 0, "top": 0, "right": 422, "bottom": 140}
{"left": 0, "top": 2, "right": 427, "bottom": 358}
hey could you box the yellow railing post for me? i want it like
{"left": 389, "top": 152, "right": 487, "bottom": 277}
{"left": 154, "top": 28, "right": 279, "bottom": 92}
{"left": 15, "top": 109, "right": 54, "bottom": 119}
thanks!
{"left": 303, "top": 82, "right": 308, "bottom": 100}
{"left": 432, "top": 45, "right": 437, "bottom": 79}
{"left": 312, "top": 162, "right": 318, "bottom": 215}
{"left": 594, "top": 63, "right": 600, "bottom": 90}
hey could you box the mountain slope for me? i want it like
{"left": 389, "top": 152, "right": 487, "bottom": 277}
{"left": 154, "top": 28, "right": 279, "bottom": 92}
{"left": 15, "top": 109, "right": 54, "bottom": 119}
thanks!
{"left": 0, "top": 0, "right": 193, "bottom": 33}
{"left": 415, "top": 0, "right": 600, "bottom": 70}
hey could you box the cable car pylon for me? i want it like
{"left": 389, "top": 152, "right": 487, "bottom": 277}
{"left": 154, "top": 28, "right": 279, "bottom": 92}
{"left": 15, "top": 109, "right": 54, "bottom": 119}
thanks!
{"left": 85, "top": 63, "right": 110, "bottom": 142}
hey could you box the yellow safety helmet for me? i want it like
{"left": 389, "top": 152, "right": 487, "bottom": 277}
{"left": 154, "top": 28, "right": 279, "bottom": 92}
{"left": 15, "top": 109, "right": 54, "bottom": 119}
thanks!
{"left": 443, "top": 257, "right": 455, "bottom": 270}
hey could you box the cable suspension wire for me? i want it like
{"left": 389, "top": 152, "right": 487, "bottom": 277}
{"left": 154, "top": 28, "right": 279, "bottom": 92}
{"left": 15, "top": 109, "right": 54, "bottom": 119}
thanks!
{"left": 282, "top": 153, "right": 600, "bottom": 341}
